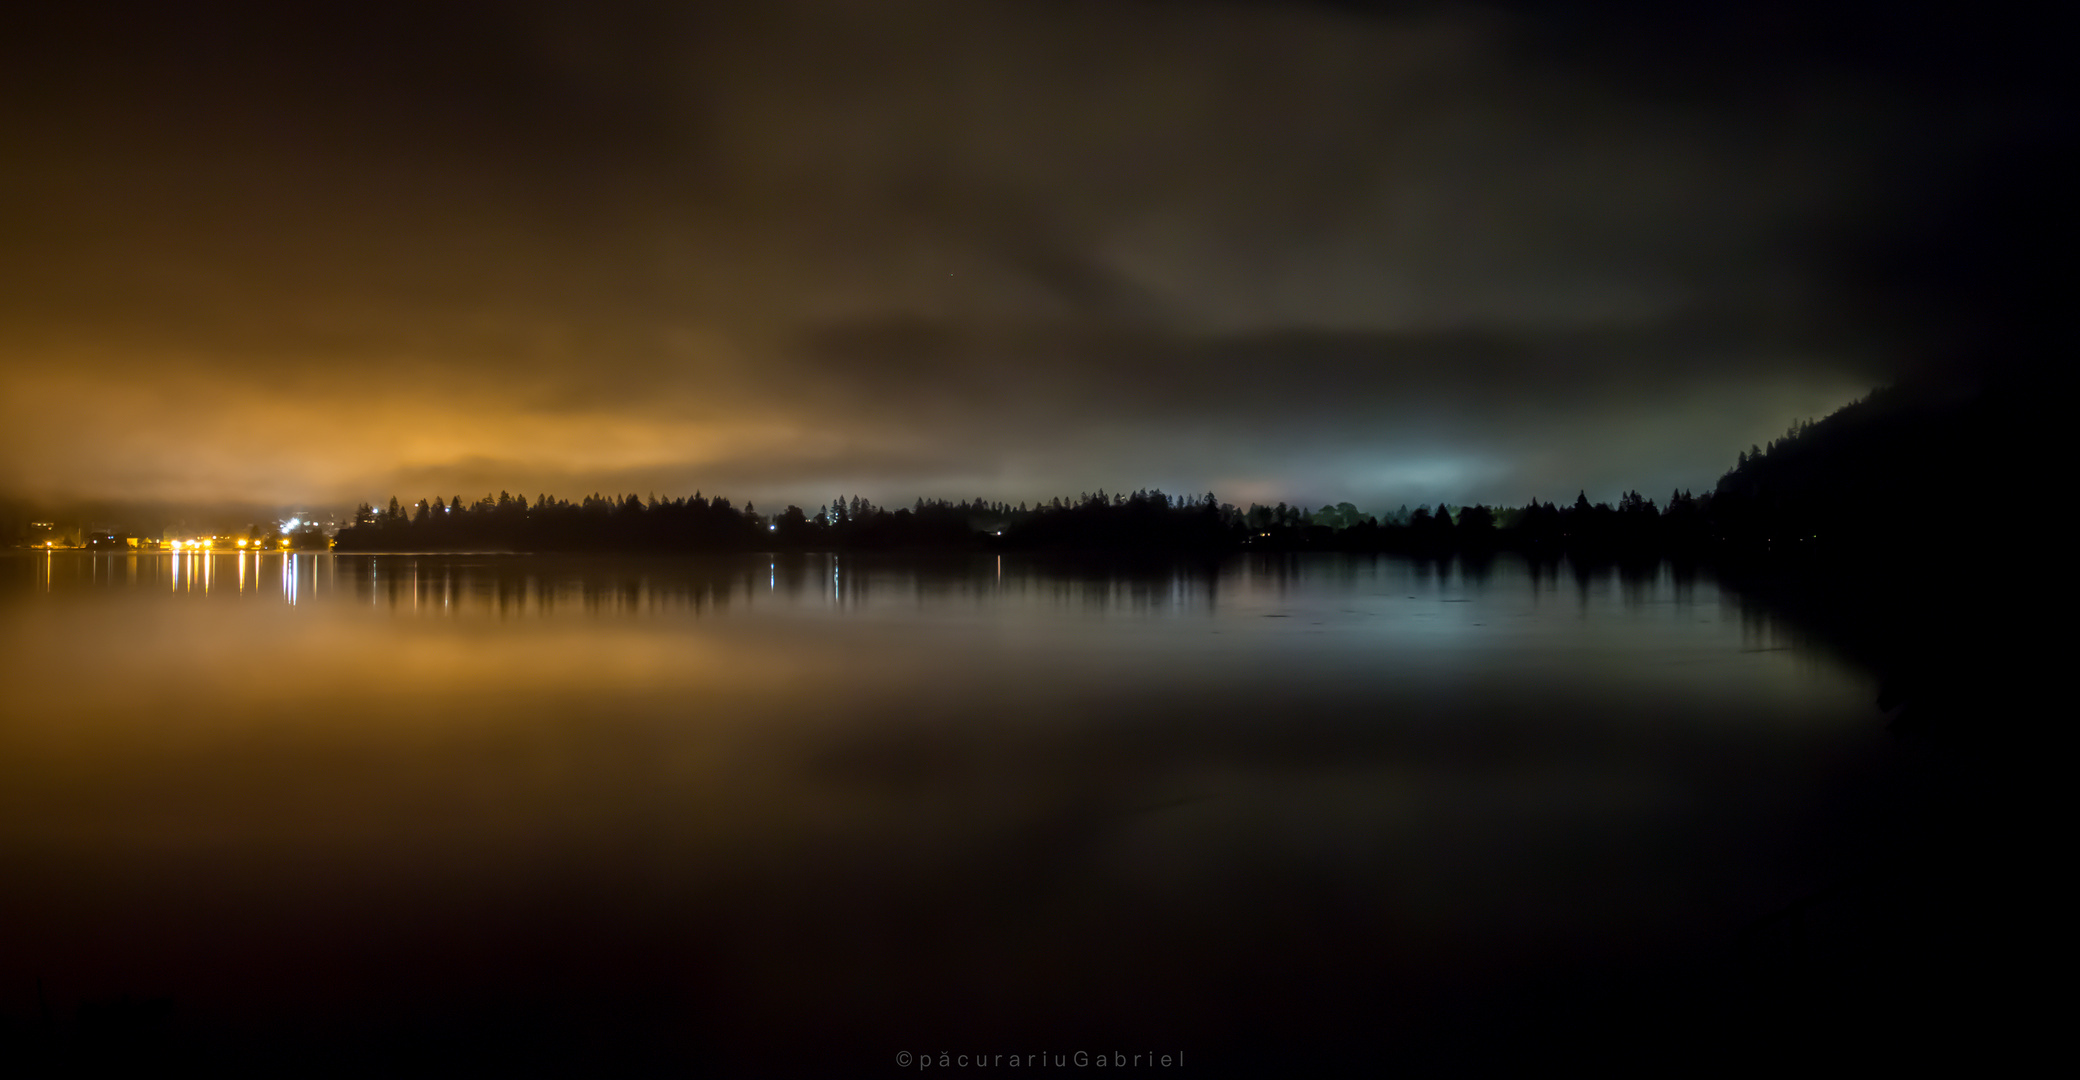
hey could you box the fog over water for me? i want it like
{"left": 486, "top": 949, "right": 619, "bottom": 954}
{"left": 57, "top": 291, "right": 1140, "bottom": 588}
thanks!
{"left": 0, "top": 551, "right": 1892, "bottom": 1071}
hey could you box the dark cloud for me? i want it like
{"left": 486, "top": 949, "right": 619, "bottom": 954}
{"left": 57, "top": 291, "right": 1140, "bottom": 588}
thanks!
{"left": 0, "top": 1, "right": 2059, "bottom": 518}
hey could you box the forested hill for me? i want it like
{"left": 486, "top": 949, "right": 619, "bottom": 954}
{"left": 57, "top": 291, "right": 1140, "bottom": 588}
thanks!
{"left": 1708, "top": 362, "right": 2047, "bottom": 566}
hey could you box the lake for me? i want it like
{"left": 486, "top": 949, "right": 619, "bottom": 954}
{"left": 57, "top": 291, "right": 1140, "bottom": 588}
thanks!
{"left": 0, "top": 550, "right": 1896, "bottom": 1073}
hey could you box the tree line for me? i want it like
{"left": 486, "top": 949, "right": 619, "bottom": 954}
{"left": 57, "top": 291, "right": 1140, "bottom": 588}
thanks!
{"left": 330, "top": 450, "right": 1817, "bottom": 557}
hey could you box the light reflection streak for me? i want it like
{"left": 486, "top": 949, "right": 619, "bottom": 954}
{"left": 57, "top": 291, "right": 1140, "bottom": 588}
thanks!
{"left": 18, "top": 553, "right": 1797, "bottom": 672}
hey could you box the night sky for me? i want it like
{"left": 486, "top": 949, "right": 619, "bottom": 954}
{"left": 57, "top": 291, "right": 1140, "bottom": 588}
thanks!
{"left": 0, "top": 2, "right": 2057, "bottom": 520}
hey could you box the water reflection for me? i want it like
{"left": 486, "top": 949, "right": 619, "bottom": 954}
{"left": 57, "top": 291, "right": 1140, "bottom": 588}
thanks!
{"left": 0, "top": 551, "right": 1884, "bottom": 1072}
{"left": 3, "top": 551, "right": 1811, "bottom": 633}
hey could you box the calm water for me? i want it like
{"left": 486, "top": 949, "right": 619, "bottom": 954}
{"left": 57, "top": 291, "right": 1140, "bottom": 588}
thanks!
{"left": 0, "top": 551, "right": 1890, "bottom": 1072}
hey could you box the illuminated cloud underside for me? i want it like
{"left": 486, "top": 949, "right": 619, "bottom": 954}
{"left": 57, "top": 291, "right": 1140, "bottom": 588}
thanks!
{"left": 0, "top": 2, "right": 2019, "bottom": 517}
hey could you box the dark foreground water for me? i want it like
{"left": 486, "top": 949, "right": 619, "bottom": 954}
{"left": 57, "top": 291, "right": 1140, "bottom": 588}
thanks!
{"left": 0, "top": 551, "right": 1898, "bottom": 1074}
